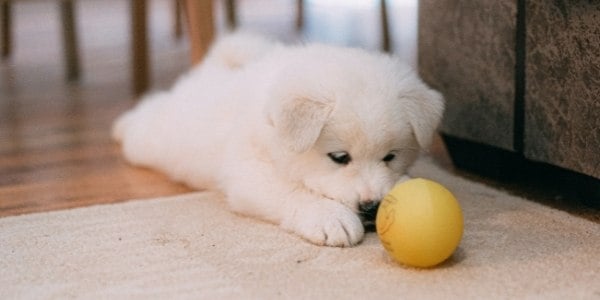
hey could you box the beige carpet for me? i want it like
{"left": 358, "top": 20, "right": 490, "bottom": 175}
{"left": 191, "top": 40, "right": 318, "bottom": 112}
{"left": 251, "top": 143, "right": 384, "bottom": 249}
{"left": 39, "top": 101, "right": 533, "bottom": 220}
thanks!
{"left": 1, "top": 157, "right": 599, "bottom": 299}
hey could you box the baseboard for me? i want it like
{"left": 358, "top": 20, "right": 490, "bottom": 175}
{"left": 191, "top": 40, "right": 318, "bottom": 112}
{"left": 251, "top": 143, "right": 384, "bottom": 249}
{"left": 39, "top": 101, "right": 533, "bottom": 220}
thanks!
{"left": 441, "top": 134, "right": 600, "bottom": 208}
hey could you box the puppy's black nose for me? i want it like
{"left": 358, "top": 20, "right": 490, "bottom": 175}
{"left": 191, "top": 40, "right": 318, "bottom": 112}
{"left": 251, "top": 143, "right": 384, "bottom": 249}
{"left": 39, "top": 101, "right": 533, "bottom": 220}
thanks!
{"left": 358, "top": 200, "right": 379, "bottom": 216}
{"left": 358, "top": 200, "right": 380, "bottom": 222}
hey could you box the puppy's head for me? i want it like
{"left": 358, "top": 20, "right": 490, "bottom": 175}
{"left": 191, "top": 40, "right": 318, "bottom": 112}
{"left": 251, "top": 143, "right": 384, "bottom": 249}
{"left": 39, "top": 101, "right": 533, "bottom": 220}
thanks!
{"left": 265, "top": 45, "right": 444, "bottom": 223}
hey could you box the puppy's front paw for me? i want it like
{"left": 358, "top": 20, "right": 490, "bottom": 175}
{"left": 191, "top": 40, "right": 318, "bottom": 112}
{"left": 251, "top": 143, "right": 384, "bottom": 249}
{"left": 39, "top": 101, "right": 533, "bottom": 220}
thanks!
{"left": 283, "top": 201, "right": 364, "bottom": 247}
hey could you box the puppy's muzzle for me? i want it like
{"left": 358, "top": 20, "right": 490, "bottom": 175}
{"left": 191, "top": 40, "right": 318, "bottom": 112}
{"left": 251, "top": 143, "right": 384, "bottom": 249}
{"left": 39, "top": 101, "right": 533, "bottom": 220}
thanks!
{"left": 359, "top": 200, "right": 380, "bottom": 231}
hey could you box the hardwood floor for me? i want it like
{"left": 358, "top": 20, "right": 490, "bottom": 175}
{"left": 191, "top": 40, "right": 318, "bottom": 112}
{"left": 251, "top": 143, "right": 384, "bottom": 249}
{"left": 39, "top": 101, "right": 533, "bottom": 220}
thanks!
{"left": 1, "top": 0, "right": 596, "bottom": 222}
{"left": 1, "top": 0, "right": 188, "bottom": 216}
{"left": 0, "top": 0, "right": 422, "bottom": 217}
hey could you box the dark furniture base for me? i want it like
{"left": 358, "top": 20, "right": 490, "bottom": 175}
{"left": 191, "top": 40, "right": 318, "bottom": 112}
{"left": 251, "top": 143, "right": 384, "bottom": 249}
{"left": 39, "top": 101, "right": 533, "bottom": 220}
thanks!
{"left": 442, "top": 134, "right": 600, "bottom": 209}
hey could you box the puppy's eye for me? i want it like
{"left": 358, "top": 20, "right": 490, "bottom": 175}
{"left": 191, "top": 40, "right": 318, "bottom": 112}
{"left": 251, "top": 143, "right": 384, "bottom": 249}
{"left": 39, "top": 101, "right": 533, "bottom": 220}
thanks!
{"left": 328, "top": 151, "right": 351, "bottom": 165}
{"left": 383, "top": 153, "right": 396, "bottom": 162}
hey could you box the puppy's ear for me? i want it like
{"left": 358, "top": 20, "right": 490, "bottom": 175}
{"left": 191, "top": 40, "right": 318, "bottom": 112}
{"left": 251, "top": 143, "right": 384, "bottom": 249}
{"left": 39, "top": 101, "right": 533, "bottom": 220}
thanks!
{"left": 268, "top": 97, "right": 333, "bottom": 153}
{"left": 403, "top": 88, "right": 445, "bottom": 150}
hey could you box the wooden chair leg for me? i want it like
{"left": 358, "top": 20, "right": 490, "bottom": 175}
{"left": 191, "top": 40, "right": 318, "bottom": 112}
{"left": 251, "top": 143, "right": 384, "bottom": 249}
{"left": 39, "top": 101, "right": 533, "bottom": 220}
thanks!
{"left": 184, "top": 0, "right": 214, "bottom": 65}
{"left": 380, "top": 0, "right": 391, "bottom": 52}
{"left": 131, "top": 0, "right": 149, "bottom": 95}
{"left": 60, "top": 0, "right": 80, "bottom": 81}
{"left": 224, "top": 0, "right": 236, "bottom": 29}
{"left": 1, "top": 1, "right": 11, "bottom": 58}
{"left": 174, "top": 0, "right": 183, "bottom": 38}
{"left": 296, "top": 0, "right": 303, "bottom": 30}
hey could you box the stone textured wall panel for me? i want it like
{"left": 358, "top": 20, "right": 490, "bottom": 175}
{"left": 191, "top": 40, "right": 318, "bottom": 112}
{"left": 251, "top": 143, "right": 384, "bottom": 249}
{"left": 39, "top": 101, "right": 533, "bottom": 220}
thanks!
{"left": 418, "top": 0, "right": 517, "bottom": 151}
{"left": 525, "top": 2, "right": 600, "bottom": 178}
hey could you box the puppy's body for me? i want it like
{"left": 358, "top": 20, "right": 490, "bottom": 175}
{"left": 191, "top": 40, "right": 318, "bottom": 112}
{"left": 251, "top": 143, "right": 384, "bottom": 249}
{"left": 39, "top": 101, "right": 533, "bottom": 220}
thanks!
{"left": 114, "top": 34, "right": 444, "bottom": 247}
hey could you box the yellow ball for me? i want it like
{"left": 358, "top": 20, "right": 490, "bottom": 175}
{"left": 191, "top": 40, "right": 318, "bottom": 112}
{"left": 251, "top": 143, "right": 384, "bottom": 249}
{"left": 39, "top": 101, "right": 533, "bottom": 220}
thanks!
{"left": 376, "top": 178, "right": 463, "bottom": 268}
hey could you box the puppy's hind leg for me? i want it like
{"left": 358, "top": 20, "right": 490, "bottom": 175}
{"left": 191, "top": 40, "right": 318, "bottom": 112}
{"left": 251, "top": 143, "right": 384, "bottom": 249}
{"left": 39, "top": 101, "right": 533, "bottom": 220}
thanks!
{"left": 111, "top": 92, "right": 168, "bottom": 143}
{"left": 111, "top": 110, "right": 134, "bottom": 142}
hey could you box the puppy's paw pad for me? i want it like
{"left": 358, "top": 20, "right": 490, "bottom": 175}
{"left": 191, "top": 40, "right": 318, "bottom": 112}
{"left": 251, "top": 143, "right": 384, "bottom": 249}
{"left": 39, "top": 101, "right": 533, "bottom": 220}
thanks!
{"left": 285, "top": 201, "right": 364, "bottom": 247}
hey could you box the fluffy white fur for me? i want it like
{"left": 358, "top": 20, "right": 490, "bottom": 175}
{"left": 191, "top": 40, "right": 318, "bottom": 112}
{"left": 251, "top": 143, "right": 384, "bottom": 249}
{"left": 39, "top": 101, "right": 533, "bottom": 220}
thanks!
{"left": 113, "top": 33, "right": 444, "bottom": 247}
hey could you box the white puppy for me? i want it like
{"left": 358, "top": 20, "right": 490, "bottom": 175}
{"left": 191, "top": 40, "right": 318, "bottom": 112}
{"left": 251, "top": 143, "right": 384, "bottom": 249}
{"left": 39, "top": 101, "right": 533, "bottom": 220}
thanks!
{"left": 113, "top": 33, "right": 444, "bottom": 247}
